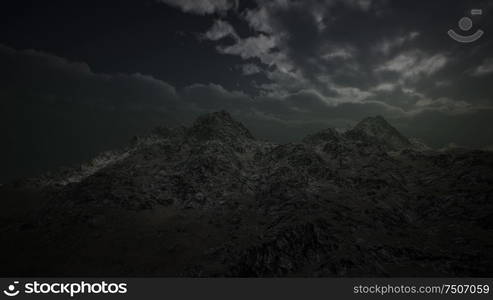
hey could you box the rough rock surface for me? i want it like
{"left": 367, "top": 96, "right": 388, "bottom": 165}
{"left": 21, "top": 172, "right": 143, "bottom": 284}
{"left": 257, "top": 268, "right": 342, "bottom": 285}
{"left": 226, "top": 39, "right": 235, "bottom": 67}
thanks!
{"left": 1, "top": 111, "right": 492, "bottom": 277}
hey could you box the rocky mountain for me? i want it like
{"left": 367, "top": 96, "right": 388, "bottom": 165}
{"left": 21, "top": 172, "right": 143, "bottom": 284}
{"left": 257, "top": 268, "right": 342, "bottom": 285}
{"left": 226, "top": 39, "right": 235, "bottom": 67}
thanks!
{"left": 1, "top": 111, "right": 492, "bottom": 277}
{"left": 346, "top": 116, "right": 413, "bottom": 151}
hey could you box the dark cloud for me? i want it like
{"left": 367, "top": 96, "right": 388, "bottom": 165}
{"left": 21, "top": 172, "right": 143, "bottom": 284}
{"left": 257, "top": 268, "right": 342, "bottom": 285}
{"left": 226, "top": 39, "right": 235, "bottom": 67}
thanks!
{"left": 2, "top": 0, "right": 493, "bottom": 181}
{"left": 156, "top": 0, "right": 239, "bottom": 15}
{"left": 0, "top": 44, "right": 192, "bottom": 182}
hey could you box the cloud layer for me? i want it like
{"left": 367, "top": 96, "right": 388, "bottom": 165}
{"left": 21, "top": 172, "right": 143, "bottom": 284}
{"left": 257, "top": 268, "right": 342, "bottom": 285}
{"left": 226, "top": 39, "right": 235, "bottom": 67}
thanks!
{"left": 197, "top": 0, "right": 493, "bottom": 115}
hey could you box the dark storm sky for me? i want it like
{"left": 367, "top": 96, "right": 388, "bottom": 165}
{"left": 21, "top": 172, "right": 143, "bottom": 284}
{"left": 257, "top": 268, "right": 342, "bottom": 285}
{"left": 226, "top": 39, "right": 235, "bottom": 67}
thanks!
{"left": 1, "top": 0, "right": 493, "bottom": 182}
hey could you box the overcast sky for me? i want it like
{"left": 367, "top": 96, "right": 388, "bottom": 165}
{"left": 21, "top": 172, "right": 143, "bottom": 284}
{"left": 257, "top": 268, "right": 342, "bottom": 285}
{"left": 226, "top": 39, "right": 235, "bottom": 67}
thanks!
{"left": 1, "top": 0, "right": 493, "bottom": 181}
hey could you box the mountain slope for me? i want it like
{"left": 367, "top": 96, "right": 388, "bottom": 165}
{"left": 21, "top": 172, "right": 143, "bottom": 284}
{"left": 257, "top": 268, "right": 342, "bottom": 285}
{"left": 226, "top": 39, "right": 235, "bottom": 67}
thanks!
{"left": 346, "top": 116, "right": 413, "bottom": 151}
{"left": 1, "top": 111, "right": 492, "bottom": 277}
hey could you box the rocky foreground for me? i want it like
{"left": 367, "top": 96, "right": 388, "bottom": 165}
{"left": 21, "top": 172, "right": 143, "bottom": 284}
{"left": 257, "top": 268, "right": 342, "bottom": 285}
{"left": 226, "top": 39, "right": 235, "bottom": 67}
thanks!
{"left": 1, "top": 111, "right": 492, "bottom": 276}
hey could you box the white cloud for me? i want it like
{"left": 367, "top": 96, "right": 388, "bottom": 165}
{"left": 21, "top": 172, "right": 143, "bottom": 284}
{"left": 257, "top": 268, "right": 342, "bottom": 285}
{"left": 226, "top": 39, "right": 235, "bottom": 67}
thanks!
{"left": 322, "top": 47, "right": 354, "bottom": 60}
{"left": 472, "top": 58, "right": 493, "bottom": 76}
{"left": 217, "top": 34, "right": 280, "bottom": 65}
{"left": 331, "top": 86, "right": 374, "bottom": 104}
{"left": 157, "top": 0, "right": 238, "bottom": 15}
{"left": 204, "top": 20, "right": 239, "bottom": 41}
{"left": 376, "top": 31, "right": 420, "bottom": 55}
{"left": 244, "top": 7, "right": 274, "bottom": 34}
{"left": 241, "top": 63, "right": 262, "bottom": 75}
{"left": 378, "top": 51, "right": 447, "bottom": 79}
{"left": 415, "top": 97, "right": 472, "bottom": 114}
{"left": 345, "top": 0, "right": 373, "bottom": 11}
{"left": 373, "top": 83, "right": 397, "bottom": 92}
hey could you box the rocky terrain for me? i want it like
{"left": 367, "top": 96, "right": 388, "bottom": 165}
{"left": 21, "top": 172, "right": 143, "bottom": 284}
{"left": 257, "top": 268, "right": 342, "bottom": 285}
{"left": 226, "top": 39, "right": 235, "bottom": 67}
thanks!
{"left": 1, "top": 111, "right": 492, "bottom": 277}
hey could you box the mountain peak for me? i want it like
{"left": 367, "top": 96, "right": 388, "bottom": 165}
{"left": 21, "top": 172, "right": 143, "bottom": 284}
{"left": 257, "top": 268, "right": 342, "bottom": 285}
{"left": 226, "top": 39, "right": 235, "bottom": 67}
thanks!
{"left": 356, "top": 115, "right": 391, "bottom": 127}
{"left": 303, "top": 128, "right": 343, "bottom": 145}
{"left": 346, "top": 116, "right": 412, "bottom": 150}
{"left": 187, "top": 110, "right": 254, "bottom": 142}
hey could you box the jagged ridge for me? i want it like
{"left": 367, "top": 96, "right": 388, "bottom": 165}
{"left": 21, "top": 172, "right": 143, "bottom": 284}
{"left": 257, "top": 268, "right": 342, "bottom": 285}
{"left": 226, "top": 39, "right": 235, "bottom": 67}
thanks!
{"left": 1, "top": 111, "right": 492, "bottom": 277}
